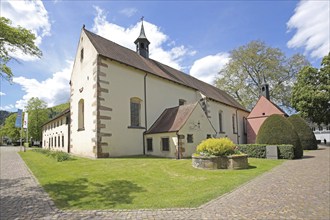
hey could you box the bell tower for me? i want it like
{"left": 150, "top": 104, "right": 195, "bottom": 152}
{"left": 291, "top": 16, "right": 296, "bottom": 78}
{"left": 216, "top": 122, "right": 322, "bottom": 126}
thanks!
{"left": 134, "top": 17, "right": 150, "bottom": 59}
{"left": 260, "top": 82, "right": 270, "bottom": 100}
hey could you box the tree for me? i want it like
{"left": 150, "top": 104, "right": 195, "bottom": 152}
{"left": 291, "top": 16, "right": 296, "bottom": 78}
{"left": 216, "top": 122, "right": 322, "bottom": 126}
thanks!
{"left": 291, "top": 53, "right": 330, "bottom": 125}
{"left": 215, "top": 41, "right": 309, "bottom": 110}
{"left": 0, "top": 17, "right": 42, "bottom": 80}
{"left": 0, "top": 113, "right": 21, "bottom": 141}
{"left": 25, "top": 97, "right": 48, "bottom": 141}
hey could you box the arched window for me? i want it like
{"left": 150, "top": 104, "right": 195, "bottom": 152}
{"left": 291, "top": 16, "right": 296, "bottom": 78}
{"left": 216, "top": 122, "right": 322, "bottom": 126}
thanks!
{"left": 78, "top": 99, "right": 85, "bottom": 130}
{"left": 130, "top": 97, "right": 141, "bottom": 127}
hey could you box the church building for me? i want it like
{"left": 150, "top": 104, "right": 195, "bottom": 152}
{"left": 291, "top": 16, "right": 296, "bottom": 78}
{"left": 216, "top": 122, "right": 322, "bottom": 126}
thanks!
{"left": 42, "top": 21, "right": 249, "bottom": 158}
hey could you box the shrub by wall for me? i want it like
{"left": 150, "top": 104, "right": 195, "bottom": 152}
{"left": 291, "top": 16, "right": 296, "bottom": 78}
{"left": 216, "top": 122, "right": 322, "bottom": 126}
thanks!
{"left": 256, "top": 114, "right": 303, "bottom": 159}
{"left": 237, "top": 144, "right": 266, "bottom": 158}
{"left": 32, "top": 149, "right": 72, "bottom": 162}
{"left": 196, "top": 138, "right": 235, "bottom": 156}
{"left": 288, "top": 114, "right": 318, "bottom": 150}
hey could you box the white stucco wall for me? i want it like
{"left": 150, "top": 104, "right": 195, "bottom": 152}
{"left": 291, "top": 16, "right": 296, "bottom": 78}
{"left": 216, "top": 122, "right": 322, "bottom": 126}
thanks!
{"left": 70, "top": 30, "right": 98, "bottom": 157}
{"left": 208, "top": 100, "right": 249, "bottom": 144}
{"left": 42, "top": 114, "right": 69, "bottom": 153}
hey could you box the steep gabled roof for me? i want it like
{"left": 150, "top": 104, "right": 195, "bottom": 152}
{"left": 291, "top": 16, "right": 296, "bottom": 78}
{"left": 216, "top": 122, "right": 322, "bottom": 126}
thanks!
{"left": 83, "top": 29, "right": 248, "bottom": 112}
{"left": 145, "top": 103, "right": 197, "bottom": 134}
{"left": 248, "top": 96, "right": 287, "bottom": 119}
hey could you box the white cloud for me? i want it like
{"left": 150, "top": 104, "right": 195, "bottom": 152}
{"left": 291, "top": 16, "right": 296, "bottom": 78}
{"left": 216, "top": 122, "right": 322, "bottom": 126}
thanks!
{"left": 0, "top": 104, "right": 14, "bottom": 111}
{"left": 189, "top": 53, "right": 230, "bottom": 85}
{"left": 1, "top": 0, "right": 51, "bottom": 61}
{"left": 287, "top": 0, "right": 330, "bottom": 58}
{"left": 119, "top": 8, "right": 138, "bottom": 17}
{"left": 92, "top": 6, "right": 195, "bottom": 70}
{"left": 12, "top": 61, "right": 72, "bottom": 110}
{"left": 0, "top": 92, "right": 6, "bottom": 96}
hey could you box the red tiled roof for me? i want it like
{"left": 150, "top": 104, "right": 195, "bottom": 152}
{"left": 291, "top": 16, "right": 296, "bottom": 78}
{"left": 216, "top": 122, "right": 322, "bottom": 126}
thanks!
{"left": 145, "top": 103, "right": 197, "bottom": 134}
{"left": 84, "top": 29, "right": 248, "bottom": 112}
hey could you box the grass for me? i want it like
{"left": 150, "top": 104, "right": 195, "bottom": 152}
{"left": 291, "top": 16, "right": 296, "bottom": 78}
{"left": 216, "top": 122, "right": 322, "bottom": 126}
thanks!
{"left": 19, "top": 151, "right": 283, "bottom": 210}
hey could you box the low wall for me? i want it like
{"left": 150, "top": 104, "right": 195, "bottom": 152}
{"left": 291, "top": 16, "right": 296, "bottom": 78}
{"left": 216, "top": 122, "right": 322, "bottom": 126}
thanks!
{"left": 192, "top": 154, "right": 248, "bottom": 170}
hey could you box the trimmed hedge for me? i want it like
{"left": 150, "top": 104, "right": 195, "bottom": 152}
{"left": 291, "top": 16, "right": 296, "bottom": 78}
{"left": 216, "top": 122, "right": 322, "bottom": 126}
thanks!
{"left": 238, "top": 144, "right": 295, "bottom": 159}
{"left": 237, "top": 144, "right": 266, "bottom": 158}
{"left": 278, "top": 145, "right": 295, "bottom": 160}
{"left": 32, "top": 148, "right": 72, "bottom": 162}
{"left": 288, "top": 114, "right": 318, "bottom": 150}
{"left": 256, "top": 114, "right": 303, "bottom": 159}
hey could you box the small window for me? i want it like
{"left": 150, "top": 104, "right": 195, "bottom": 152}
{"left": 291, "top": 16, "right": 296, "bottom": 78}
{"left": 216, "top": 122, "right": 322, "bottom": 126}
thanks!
{"left": 219, "top": 111, "right": 223, "bottom": 132}
{"left": 58, "top": 135, "right": 60, "bottom": 147}
{"left": 318, "top": 126, "right": 323, "bottom": 131}
{"left": 54, "top": 136, "right": 57, "bottom": 147}
{"left": 130, "top": 97, "right": 141, "bottom": 127}
{"left": 187, "top": 134, "right": 193, "bottom": 143}
{"left": 62, "top": 135, "right": 64, "bottom": 148}
{"left": 80, "top": 48, "right": 84, "bottom": 62}
{"left": 206, "top": 134, "right": 212, "bottom": 139}
{"left": 243, "top": 117, "right": 247, "bottom": 135}
{"left": 232, "top": 114, "right": 237, "bottom": 134}
{"left": 147, "top": 138, "right": 153, "bottom": 152}
{"left": 161, "top": 137, "right": 170, "bottom": 151}
{"left": 179, "top": 99, "right": 186, "bottom": 106}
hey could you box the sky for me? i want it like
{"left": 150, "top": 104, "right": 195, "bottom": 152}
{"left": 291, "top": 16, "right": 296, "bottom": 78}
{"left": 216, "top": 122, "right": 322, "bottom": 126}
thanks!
{"left": 0, "top": 0, "right": 329, "bottom": 112}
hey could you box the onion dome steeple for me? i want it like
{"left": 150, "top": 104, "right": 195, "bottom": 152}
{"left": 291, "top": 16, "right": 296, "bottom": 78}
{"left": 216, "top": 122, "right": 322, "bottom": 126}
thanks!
{"left": 134, "top": 17, "right": 150, "bottom": 58}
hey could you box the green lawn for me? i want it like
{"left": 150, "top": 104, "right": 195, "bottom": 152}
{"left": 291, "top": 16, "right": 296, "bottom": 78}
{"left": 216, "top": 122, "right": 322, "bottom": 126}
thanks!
{"left": 19, "top": 151, "right": 283, "bottom": 210}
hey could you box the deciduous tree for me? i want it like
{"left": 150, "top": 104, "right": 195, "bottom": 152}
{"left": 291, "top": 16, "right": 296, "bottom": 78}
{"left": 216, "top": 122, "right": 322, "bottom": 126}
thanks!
{"left": 0, "top": 17, "right": 42, "bottom": 80}
{"left": 25, "top": 97, "right": 48, "bottom": 141}
{"left": 291, "top": 53, "right": 330, "bottom": 125}
{"left": 215, "top": 41, "right": 309, "bottom": 110}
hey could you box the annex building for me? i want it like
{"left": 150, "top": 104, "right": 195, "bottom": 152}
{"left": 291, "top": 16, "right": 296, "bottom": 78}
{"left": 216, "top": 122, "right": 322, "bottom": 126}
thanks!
{"left": 42, "top": 22, "right": 249, "bottom": 158}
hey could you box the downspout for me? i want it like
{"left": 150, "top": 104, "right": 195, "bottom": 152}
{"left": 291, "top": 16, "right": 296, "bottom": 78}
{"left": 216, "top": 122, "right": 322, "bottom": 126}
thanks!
{"left": 177, "top": 132, "right": 180, "bottom": 160}
{"left": 236, "top": 109, "right": 239, "bottom": 144}
{"left": 143, "top": 73, "right": 148, "bottom": 155}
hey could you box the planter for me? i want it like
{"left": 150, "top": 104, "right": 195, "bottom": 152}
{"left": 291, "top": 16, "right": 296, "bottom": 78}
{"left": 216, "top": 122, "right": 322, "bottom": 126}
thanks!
{"left": 192, "top": 154, "right": 248, "bottom": 170}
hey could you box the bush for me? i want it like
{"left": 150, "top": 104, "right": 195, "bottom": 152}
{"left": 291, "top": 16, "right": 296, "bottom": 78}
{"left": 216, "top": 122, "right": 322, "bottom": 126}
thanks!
{"left": 196, "top": 138, "right": 235, "bottom": 156}
{"left": 237, "top": 144, "right": 266, "bottom": 158}
{"left": 278, "top": 145, "right": 295, "bottom": 159}
{"left": 256, "top": 114, "right": 303, "bottom": 159}
{"left": 32, "top": 148, "right": 71, "bottom": 162}
{"left": 288, "top": 114, "right": 318, "bottom": 150}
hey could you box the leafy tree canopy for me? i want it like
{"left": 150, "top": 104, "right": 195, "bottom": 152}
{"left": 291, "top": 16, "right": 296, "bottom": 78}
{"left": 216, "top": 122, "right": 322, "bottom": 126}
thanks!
{"left": 25, "top": 97, "right": 49, "bottom": 141}
{"left": 215, "top": 40, "right": 309, "bottom": 110}
{"left": 0, "top": 17, "right": 42, "bottom": 81}
{"left": 0, "top": 113, "right": 20, "bottom": 141}
{"left": 291, "top": 52, "right": 330, "bottom": 125}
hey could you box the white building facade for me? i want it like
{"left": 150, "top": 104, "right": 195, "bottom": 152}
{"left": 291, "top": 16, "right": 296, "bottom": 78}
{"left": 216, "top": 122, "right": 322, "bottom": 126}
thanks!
{"left": 43, "top": 22, "right": 249, "bottom": 158}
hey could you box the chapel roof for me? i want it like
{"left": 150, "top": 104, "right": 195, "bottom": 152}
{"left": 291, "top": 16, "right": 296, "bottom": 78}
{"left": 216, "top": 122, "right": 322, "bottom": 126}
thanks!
{"left": 83, "top": 28, "right": 248, "bottom": 112}
{"left": 145, "top": 103, "right": 197, "bottom": 134}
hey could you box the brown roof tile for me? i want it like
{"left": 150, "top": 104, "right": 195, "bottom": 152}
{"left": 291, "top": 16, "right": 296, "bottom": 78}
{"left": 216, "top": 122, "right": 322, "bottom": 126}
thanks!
{"left": 146, "top": 103, "right": 197, "bottom": 134}
{"left": 84, "top": 29, "right": 248, "bottom": 112}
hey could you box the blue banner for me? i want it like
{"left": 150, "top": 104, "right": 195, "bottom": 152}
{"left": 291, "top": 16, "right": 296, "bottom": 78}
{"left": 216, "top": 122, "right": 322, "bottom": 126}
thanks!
{"left": 15, "top": 109, "right": 22, "bottom": 128}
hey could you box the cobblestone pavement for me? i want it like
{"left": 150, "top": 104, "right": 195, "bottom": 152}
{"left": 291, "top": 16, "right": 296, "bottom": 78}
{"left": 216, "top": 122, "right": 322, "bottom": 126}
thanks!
{"left": 1, "top": 146, "right": 329, "bottom": 220}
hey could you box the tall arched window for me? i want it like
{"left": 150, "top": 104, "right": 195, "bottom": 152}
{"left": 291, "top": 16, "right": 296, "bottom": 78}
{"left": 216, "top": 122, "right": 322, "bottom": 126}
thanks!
{"left": 78, "top": 99, "right": 85, "bottom": 130}
{"left": 130, "top": 97, "right": 141, "bottom": 127}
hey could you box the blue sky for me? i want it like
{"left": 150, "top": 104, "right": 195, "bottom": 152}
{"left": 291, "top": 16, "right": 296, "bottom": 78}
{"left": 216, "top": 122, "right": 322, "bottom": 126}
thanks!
{"left": 1, "top": 0, "right": 329, "bottom": 112}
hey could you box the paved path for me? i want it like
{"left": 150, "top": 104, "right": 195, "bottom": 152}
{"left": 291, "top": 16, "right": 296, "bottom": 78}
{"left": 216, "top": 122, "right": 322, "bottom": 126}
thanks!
{"left": 1, "top": 146, "right": 329, "bottom": 220}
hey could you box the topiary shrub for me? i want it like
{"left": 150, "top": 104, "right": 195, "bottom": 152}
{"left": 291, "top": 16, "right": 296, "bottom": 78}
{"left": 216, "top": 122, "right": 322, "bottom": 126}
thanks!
{"left": 288, "top": 114, "right": 318, "bottom": 150}
{"left": 196, "top": 138, "right": 235, "bottom": 156}
{"left": 256, "top": 114, "right": 303, "bottom": 159}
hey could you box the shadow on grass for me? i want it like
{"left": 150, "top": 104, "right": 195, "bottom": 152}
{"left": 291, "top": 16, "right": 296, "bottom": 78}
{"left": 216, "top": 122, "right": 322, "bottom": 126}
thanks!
{"left": 43, "top": 178, "right": 146, "bottom": 209}
{"left": 247, "top": 165, "right": 257, "bottom": 169}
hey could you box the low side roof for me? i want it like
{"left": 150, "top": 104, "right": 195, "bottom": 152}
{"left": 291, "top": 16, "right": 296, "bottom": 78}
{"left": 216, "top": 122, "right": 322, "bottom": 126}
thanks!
{"left": 42, "top": 108, "right": 70, "bottom": 127}
{"left": 145, "top": 103, "right": 197, "bottom": 134}
{"left": 83, "top": 29, "right": 248, "bottom": 112}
